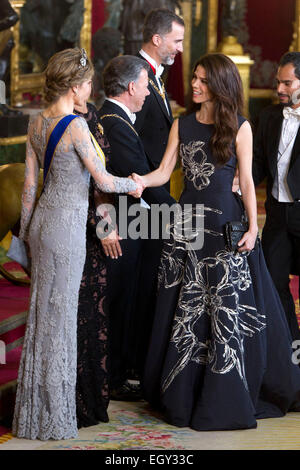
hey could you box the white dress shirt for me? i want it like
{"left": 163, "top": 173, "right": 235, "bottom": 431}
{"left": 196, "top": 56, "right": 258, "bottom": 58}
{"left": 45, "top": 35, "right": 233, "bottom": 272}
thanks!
{"left": 272, "top": 106, "right": 300, "bottom": 202}
{"left": 106, "top": 98, "right": 136, "bottom": 124}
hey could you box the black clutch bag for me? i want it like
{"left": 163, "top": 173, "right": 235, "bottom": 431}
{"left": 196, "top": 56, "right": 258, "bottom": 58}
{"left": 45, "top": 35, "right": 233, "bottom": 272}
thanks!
{"left": 225, "top": 220, "right": 249, "bottom": 252}
{"left": 224, "top": 195, "right": 259, "bottom": 252}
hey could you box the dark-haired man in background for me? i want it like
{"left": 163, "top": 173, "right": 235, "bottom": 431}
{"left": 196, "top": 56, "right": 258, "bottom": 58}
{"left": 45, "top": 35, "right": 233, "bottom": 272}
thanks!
{"left": 253, "top": 51, "right": 300, "bottom": 341}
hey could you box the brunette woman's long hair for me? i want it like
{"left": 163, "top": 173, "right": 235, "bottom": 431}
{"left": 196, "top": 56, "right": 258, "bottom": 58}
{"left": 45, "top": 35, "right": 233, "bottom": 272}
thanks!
{"left": 187, "top": 53, "right": 244, "bottom": 166}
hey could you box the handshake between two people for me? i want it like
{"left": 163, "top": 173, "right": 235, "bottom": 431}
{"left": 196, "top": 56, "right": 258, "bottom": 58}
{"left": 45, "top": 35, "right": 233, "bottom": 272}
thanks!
{"left": 128, "top": 173, "right": 147, "bottom": 198}
{"left": 128, "top": 167, "right": 241, "bottom": 198}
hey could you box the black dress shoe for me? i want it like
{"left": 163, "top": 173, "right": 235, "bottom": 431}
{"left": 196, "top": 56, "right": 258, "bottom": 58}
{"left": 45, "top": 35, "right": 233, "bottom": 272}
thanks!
{"left": 110, "top": 380, "right": 142, "bottom": 401}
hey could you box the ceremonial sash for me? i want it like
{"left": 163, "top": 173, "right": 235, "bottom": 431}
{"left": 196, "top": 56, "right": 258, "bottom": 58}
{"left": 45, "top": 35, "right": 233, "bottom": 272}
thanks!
{"left": 89, "top": 131, "right": 106, "bottom": 168}
{"left": 42, "top": 114, "right": 79, "bottom": 192}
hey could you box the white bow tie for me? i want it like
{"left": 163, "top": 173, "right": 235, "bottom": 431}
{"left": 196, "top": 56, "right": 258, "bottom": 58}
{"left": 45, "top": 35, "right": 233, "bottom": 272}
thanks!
{"left": 129, "top": 113, "right": 136, "bottom": 125}
{"left": 283, "top": 106, "right": 300, "bottom": 120}
{"left": 155, "top": 65, "right": 164, "bottom": 79}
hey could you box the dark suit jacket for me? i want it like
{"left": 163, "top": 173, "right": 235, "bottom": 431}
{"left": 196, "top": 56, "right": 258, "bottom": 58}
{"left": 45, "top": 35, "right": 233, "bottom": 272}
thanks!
{"left": 134, "top": 52, "right": 173, "bottom": 171}
{"left": 98, "top": 100, "right": 175, "bottom": 208}
{"left": 253, "top": 104, "right": 300, "bottom": 203}
{"left": 97, "top": 101, "right": 175, "bottom": 382}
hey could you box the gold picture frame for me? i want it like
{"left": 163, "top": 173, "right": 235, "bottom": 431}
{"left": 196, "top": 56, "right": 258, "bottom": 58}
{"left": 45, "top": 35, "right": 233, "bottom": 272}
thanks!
{"left": 181, "top": 0, "right": 218, "bottom": 96}
{"left": 9, "top": 0, "right": 92, "bottom": 107}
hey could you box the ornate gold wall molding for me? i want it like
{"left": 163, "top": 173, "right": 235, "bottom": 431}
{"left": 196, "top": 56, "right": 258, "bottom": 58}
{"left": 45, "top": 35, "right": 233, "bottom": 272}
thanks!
{"left": 217, "top": 5, "right": 253, "bottom": 118}
{"left": 217, "top": 37, "right": 254, "bottom": 117}
{"left": 0, "top": 135, "right": 27, "bottom": 145}
{"left": 181, "top": 0, "right": 219, "bottom": 97}
{"left": 207, "top": 0, "right": 218, "bottom": 53}
{"left": 181, "top": 1, "right": 193, "bottom": 98}
{"left": 80, "top": 0, "right": 92, "bottom": 58}
{"left": 10, "top": 0, "right": 26, "bottom": 107}
{"left": 9, "top": 0, "right": 92, "bottom": 107}
{"left": 249, "top": 89, "right": 276, "bottom": 99}
{"left": 290, "top": 0, "right": 300, "bottom": 52}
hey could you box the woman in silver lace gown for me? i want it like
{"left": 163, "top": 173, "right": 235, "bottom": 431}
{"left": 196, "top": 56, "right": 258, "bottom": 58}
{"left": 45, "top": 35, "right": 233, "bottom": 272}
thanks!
{"left": 12, "top": 48, "right": 139, "bottom": 440}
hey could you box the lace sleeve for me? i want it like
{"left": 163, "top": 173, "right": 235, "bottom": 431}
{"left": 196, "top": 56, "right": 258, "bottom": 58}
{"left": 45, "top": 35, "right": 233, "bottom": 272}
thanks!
{"left": 71, "top": 117, "right": 137, "bottom": 193}
{"left": 19, "top": 118, "right": 40, "bottom": 241}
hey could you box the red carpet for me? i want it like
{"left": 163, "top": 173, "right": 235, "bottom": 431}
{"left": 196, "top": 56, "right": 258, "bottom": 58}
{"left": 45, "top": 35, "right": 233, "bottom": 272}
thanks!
{"left": 0, "top": 261, "right": 29, "bottom": 423}
{"left": 0, "top": 264, "right": 29, "bottom": 359}
{"left": 0, "top": 347, "right": 23, "bottom": 387}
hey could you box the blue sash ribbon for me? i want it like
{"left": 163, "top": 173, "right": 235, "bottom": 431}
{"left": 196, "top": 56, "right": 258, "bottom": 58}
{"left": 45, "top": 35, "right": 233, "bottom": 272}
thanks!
{"left": 43, "top": 114, "right": 78, "bottom": 191}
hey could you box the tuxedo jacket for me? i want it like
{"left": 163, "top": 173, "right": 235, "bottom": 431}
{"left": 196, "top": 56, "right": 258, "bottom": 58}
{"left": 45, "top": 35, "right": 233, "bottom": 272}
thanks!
{"left": 97, "top": 100, "right": 175, "bottom": 211}
{"left": 253, "top": 104, "right": 300, "bottom": 203}
{"left": 134, "top": 52, "right": 173, "bottom": 171}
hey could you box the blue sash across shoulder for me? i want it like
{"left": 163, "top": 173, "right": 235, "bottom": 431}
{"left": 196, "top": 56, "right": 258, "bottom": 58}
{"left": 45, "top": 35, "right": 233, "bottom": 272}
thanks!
{"left": 43, "top": 114, "right": 79, "bottom": 191}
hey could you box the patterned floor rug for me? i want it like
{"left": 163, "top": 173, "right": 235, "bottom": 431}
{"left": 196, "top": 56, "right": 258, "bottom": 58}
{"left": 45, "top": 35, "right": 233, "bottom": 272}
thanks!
{"left": 1, "top": 401, "right": 300, "bottom": 450}
{"left": 1, "top": 184, "right": 300, "bottom": 451}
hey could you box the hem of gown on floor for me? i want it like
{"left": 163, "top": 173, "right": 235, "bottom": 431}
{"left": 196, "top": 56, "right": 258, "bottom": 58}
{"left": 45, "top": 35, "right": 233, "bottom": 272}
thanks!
{"left": 77, "top": 411, "right": 109, "bottom": 429}
{"left": 12, "top": 430, "right": 78, "bottom": 441}
{"left": 142, "top": 112, "right": 300, "bottom": 433}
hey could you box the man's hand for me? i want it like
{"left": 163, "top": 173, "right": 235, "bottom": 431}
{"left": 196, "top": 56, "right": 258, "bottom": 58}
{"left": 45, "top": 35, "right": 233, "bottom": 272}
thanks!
{"left": 101, "top": 229, "right": 122, "bottom": 259}
{"left": 128, "top": 174, "right": 145, "bottom": 198}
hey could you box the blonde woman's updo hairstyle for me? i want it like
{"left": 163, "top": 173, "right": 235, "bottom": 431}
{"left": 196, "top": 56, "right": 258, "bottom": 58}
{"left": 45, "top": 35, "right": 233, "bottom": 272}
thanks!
{"left": 44, "top": 48, "right": 94, "bottom": 104}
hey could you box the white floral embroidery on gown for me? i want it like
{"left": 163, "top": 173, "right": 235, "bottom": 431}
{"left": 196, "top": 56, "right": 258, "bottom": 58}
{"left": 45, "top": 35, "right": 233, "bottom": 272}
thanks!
{"left": 12, "top": 114, "right": 136, "bottom": 440}
{"left": 143, "top": 113, "right": 300, "bottom": 431}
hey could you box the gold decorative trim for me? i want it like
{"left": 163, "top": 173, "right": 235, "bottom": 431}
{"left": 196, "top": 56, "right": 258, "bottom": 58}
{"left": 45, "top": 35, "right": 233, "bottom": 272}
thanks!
{"left": 289, "top": 0, "right": 300, "bottom": 52}
{"left": 171, "top": 105, "right": 186, "bottom": 119}
{"left": 207, "top": 0, "right": 218, "bottom": 53}
{"left": 10, "top": 0, "right": 92, "bottom": 107}
{"left": 226, "top": 54, "right": 254, "bottom": 118}
{"left": 181, "top": 0, "right": 219, "bottom": 97}
{"left": 218, "top": 36, "right": 244, "bottom": 55}
{"left": 10, "top": 1, "right": 26, "bottom": 107}
{"left": 100, "top": 114, "right": 139, "bottom": 137}
{"left": 149, "top": 78, "right": 166, "bottom": 101}
{"left": 181, "top": 1, "right": 193, "bottom": 97}
{"left": 249, "top": 89, "right": 277, "bottom": 99}
{"left": 0, "top": 135, "right": 27, "bottom": 145}
{"left": 81, "top": 0, "right": 92, "bottom": 58}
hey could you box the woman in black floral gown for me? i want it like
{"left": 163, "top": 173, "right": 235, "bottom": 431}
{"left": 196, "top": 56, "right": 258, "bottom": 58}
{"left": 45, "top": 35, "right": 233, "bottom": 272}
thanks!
{"left": 133, "top": 53, "right": 300, "bottom": 431}
{"left": 75, "top": 102, "right": 114, "bottom": 427}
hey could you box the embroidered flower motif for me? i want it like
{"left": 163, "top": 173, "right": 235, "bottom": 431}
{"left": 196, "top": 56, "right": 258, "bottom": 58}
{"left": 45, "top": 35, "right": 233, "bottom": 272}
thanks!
{"left": 161, "top": 249, "right": 266, "bottom": 393}
{"left": 158, "top": 205, "right": 223, "bottom": 290}
{"left": 180, "top": 140, "right": 215, "bottom": 190}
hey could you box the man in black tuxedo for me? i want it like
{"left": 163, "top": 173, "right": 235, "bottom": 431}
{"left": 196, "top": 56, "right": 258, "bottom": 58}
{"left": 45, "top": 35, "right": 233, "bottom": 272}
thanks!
{"left": 98, "top": 55, "right": 175, "bottom": 399}
{"left": 253, "top": 52, "right": 300, "bottom": 341}
{"left": 135, "top": 8, "right": 185, "bottom": 186}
